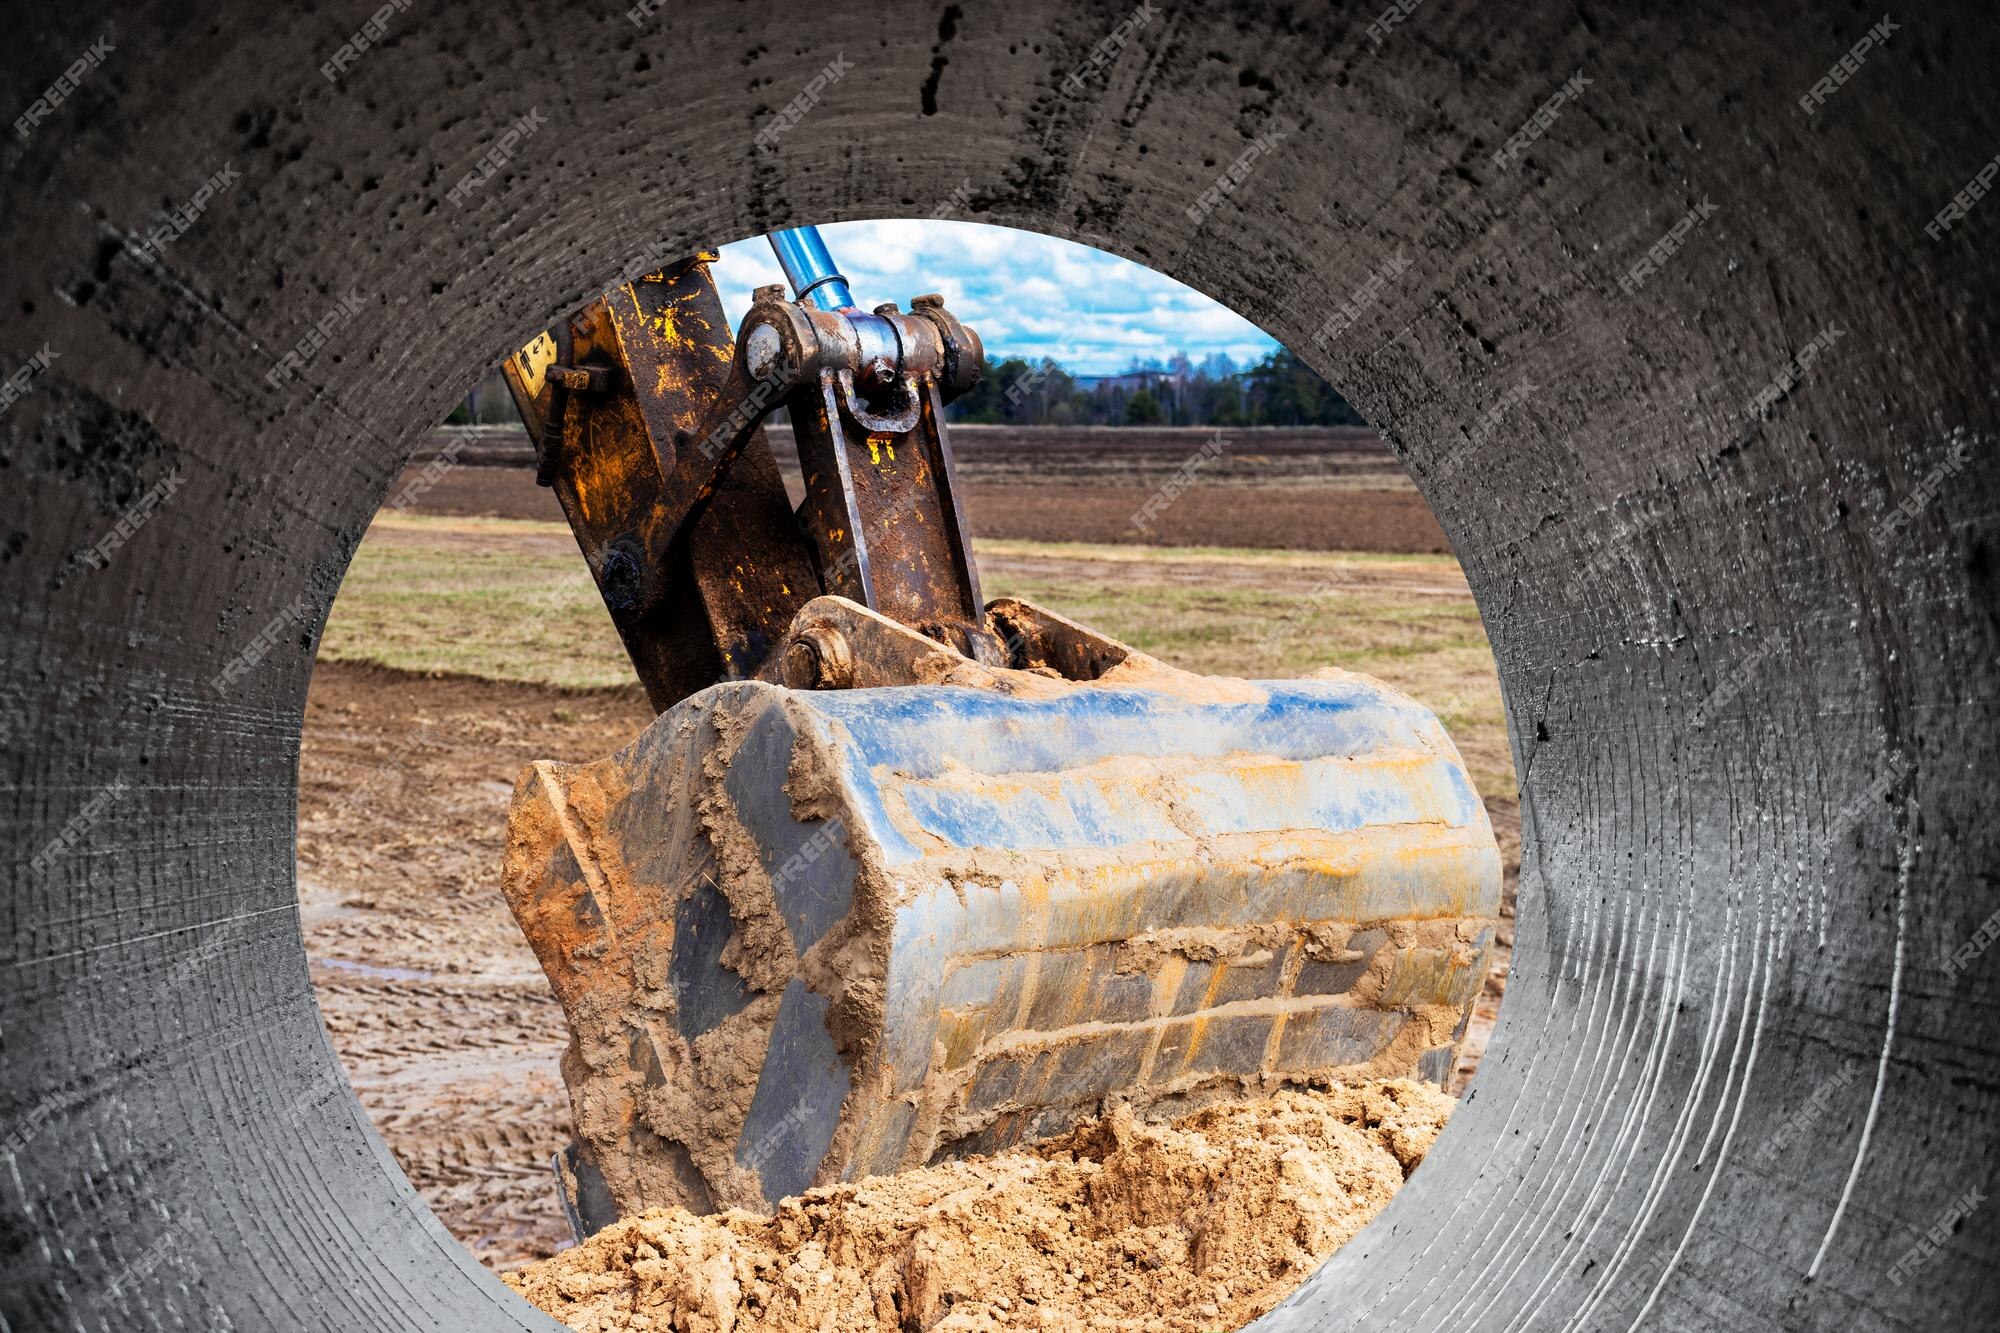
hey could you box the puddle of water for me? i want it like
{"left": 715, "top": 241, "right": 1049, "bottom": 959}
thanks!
{"left": 312, "top": 956, "right": 438, "bottom": 982}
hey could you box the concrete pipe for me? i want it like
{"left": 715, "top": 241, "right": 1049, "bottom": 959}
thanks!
{"left": 1, "top": 1, "right": 1994, "bottom": 1328}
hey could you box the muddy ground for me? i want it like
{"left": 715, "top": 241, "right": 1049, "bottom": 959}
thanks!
{"left": 399, "top": 425, "right": 1452, "bottom": 554}
{"left": 301, "top": 665, "right": 655, "bottom": 1268}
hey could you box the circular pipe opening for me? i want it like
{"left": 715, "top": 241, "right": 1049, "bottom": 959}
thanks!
{"left": 301, "top": 221, "right": 1520, "bottom": 1331}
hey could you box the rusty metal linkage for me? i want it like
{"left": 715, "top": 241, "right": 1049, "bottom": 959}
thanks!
{"left": 502, "top": 241, "right": 997, "bottom": 709}
{"left": 500, "top": 253, "right": 819, "bottom": 709}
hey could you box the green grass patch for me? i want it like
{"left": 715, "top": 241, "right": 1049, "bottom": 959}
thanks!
{"left": 973, "top": 537, "right": 1452, "bottom": 570}
{"left": 319, "top": 539, "right": 632, "bottom": 689}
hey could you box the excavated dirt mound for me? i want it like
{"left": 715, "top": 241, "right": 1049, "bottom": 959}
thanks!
{"left": 505, "top": 1078, "right": 1452, "bottom": 1333}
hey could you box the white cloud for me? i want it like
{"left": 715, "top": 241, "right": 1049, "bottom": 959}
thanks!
{"left": 711, "top": 220, "right": 1280, "bottom": 375}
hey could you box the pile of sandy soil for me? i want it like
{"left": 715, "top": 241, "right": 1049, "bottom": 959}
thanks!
{"left": 505, "top": 1078, "right": 1452, "bottom": 1333}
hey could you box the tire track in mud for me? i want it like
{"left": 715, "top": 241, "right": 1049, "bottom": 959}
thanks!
{"left": 316, "top": 967, "right": 579, "bottom": 1267}
{"left": 300, "top": 664, "right": 653, "bottom": 1270}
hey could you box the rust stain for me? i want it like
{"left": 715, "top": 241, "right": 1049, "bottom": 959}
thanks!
{"left": 1180, "top": 1015, "right": 1210, "bottom": 1069}
{"left": 937, "top": 1008, "right": 987, "bottom": 1070}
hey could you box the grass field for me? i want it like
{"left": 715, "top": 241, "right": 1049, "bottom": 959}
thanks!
{"left": 316, "top": 520, "right": 610, "bottom": 686}
{"left": 319, "top": 514, "right": 1511, "bottom": 800}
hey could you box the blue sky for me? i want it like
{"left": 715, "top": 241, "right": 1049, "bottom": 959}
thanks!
{"left": 712, "top": 221, "right": 1280, "bottom": 377}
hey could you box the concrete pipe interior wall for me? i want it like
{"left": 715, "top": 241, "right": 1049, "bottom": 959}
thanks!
{"left": 3, "top": 2, "right": 1996, "bottom": 1329}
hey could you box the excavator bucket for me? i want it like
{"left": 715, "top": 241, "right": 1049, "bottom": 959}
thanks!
{"left": 502, "top": 617, "right": 1499, "bottom": 1229}
{"left": 494, "top": 228, "right": 1499, "bottom": 1233}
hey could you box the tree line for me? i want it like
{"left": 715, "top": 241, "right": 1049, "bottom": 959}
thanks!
{"left": 946, "top": 348, "right": 1364, "bottom": 428}
{"left": 453, "top": 346, "right": 1363, "bottom": 430}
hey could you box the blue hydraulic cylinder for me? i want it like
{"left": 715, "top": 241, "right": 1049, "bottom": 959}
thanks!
{"left": 767, "top": 226, "right": 857, "bottom": 311}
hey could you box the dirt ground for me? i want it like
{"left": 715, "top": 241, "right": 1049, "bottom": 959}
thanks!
{"left": 300, "top": 664, "right": 655, "bottom": 1269}
{"left": 396, "top": 425, "right": 1452, "bottom": 555}
{"left": 504, "top": 1080, "right": 1456, "bottom": 1333}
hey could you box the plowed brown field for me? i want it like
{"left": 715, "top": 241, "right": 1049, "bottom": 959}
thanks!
{"left": 392, "top": 425, "right": 1451, "bottom": 554}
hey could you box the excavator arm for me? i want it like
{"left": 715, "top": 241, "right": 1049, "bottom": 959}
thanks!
{"left": 500, "top": 232, "right": 1009, "bottom": 709}
{"left": 495, "top": 228, "right": 1502, "bottom": 1237}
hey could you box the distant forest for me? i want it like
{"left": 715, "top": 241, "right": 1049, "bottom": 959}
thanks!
{"left": 947, "top": 348, "right": 1365, "bottom": 428}
{"left": 453, "top": 347, "right": 1362, "bottom": 430}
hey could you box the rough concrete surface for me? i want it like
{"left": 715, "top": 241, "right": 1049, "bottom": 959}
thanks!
{"left": 1, "top": 2, "right": 1996, "bottom": 1331}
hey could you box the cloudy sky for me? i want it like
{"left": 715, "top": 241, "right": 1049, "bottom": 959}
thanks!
{"left": 712, "top": 220, "right": 1279, "bottom": 377}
